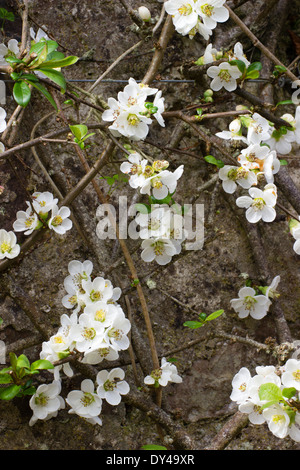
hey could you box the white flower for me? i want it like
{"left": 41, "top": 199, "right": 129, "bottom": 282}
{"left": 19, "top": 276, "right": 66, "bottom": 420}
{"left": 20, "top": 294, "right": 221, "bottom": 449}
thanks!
{"left": 64, "top": 259, "right": 93, "bottom": 293}
{"left": 199, "top": 43, "right": 219, "bottom": 64}
{"left": 294, "top": 106, "right": 300, "bottom": 145}
{"left": 135, "top": 206, "right": 173, "bottom": 239}
{"left": 96, "top": 368, "right": 130, "bottom": 405}
{"left": 29, "top": 380, "right": 65, "bottom": 426}
{"left": 0, "top": 39, "right": 19, "bottom": 67}
{"left": 48, "top": 205, "right": 72, "bottom": 234}
{"left": 84, "top": 301, "right": 119, "bottom": 328}
{"left": 236, "top": 185, "right": 277, "bottom": 223}
{"left": 140, "top": 164, "right": 184, "bottom": 200}
{"left": 265, "top": 275, "right": 280, "bottom": 299}
{"left": 161, "top": 357, "right": 182, "bottom": 383}
{"left": 230, "top": 367, "right": 252, "bottom": 404}
{"left": 109, "top": 105, "right": 152, "bottom": 141}
{"left": 81, "top": 277, "right": 114, "bottom": 305}
{"left": 263, "top": 127, "right": 296, "bottom": 155}
{"left": 288, "top": 414, "right": 300, "bottom": 443}
{"left": 246, "top": 113, "right": 272, "bottom": 145}
{"left": 207, "top": 62, "right": 242, "bottom": 92}
{"left": 120, "top": 152, "right": 148, "bottom": 189}
{"left": 228, "top": 42, "right": 250, "bottom": 67}
{"left": 218, "top": 165, "right": 257, "bottom": 194}
{"left": 13, "top": 207, "right": 39, "bottom": 235}
{"left": 263, "top": 404, "right": 290, "bottom": 439}
{"left": 0, "top": 229, "right": 20, "bottom": 259}
{"left": 104, "top": 309, "right": 131, "bottom": 352}
{"left": 127, "top": 77, "right": 158, "bottom": 98}
{"left": 216, "top": 118, "right": 248, "bottom": 144}
{"left": 230, "top": 286, "right": 271, "bottom": 320}
{"left": 153, "top": 90, "right": 165, "bottom": 127}
{"left": 281, "top": 359, "right": 300, "bottom": 391}
{"left": 30, "top": 191, "right": 58, "bottom": 215}
{"left": 197, "top": 0, "right": 229, "bottom": 30}
{"left": 188, "top": 18, "right": 213, "bottom": 40}
{"left": 144, "top": 357, "right": 181, "bottom": 387}
{"left": 238, "top": 144, "right": 280, "bottom": 184}
{"left": 71, "top": 313, "right": 106, "bottom": 353}
{"left": 164, "top": 0, "right": 199, "bottom": 36}
{"left": 30, "top": 27, "right": 50, "bottom": 43}
{"left": 82, "top": 346, "right": 119, "bottom": 365}
{"left": 66, "top": 379, "right": 102, "bottom": 419}
{"left": 0, "top": 107, "right": 7, "bottom": 133}
{"left": 141, "top": 237, "right": 178, "bottom": 265}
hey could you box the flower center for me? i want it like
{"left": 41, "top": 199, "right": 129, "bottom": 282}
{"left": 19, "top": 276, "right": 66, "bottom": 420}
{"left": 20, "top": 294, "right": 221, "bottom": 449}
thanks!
{"left": 51, "top": 215, "right": 63, "bottom": 227}
{"left": 80, "top": 392, "right": 95, "bottom": 407}
{"left": 272, "top": 414, "right": 285, "bottom": 424}
{"left": 103, "top": 379, "right": 117, "bottom": 392}
{"left": 151, "top": 368, "right": 162, "bottom": 381}
{"left": 95, "top": 309, "right": 106, "bottom": 322}
{"left": 218, "top": 70, "right": 232, "bottom": 83}
{"left": 238, "top": 382, "right": 247, "bottom": 392}
{"left": 90, "top": 290, "right": 103, "bottom": 302}
{"left": 292, "top": 370, "right": 300, "bottom": 381}
{"left": 68, "top": 295, "right": 78, "bottom": 306}
{"left": 243, "top": 295, "right": 257, "bottom": 311}
{"left": 82, "top": 327, "right": 96, "bottom": 341}
{"left": 53, "top": 335, "right": 65, "bottom": 344}
{"left": 252, "top": 197, "right": 265, "bottom": 211}
{"left": 127, "top": 113, "right": 140, "bottom": 126}
{"left": 108, "top": 328, "right": 123, "bottom": 340}
{"left": 0, "top": 241, "right": 11, "bottom": 253}
{"left": 201, "top": 4, "right": 214, "bottom": 16}
{"left": 178, "top": 4, "right": 193, "bottom": 16}
{"left": 153, "top": 241, "right": 165, "bottom": 256}
{"left": 35, "top": 393, "right": 49, "bottom": 407}
{"left": 25, "top": 216, "right": 36, "bottom": 228}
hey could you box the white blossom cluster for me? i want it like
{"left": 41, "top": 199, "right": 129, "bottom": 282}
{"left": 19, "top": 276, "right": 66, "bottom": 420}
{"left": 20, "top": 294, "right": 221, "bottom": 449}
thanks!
{"left": 119, "top": 152, "right": 186, "bottom": 265}
{"left": 289, "top": 218, "right": 300, "bottom": 255}
{"left": 102, "top": 78, "right": 165, "bottom": 141}
{"left": 30, "top": 259, "right": 131, "bottom": 426}
{"left": 0, "top": 191, "right": 73, "bottom": 261}
{"left": 230, "top": 276, "right": 280, "bottom": 320}
{"left": 230, "top": 360, "right": 300, "bottom": 442}
{"left": 144, "top": 357, "right": 182, "bottom": 387}
{"left": 164, "top": 0, "right": 229, "bottom": 40}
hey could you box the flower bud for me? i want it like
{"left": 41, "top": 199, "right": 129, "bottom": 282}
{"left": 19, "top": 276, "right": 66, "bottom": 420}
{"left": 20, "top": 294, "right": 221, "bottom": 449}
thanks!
{"left": 138, "top": 6, "right": 151, "bottom": 22}
{"left": 203, "top": 89, "right": 213, "bottom": 98}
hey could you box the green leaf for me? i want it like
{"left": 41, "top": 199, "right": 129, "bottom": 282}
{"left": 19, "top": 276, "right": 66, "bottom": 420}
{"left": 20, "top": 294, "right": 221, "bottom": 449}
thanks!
{"left": 30, "top": 359, "right": 54, "bottom": 371}
{"left": 0, "top": 374, "right": 13, "bottom": 384}
{"left": 0, "top": 8, "right": 15, "bottom": 21}
{"left": 0, "top": 384, "right": 21, "bottom": 400}
{"left": 280, "top": 159, "right": 288, "bottom": 166}
{"left": 275, "top": 100, "right": 294, "bottom": 108}
{"left": 69, "top": 124, "right": 88, "bottom": 141}
{"left": 229, "top": 59, "right": 246, "bottom": 74}
{"left": 9, "top": 352, "right": 18, "bottom": 371}
{"left": 135, "top": 203, "right": 150, "bottom": 214}
{"left": 38, "top": 56, "right": 79, "bottom": 69}
{"left": 5, "top": 56, "right": 24, "bottom": 65}
{"left": 16, "top": 354, "right": 30, "bottom": 370}
{"left": 282, "top": 387, "right": 297, "bottom": 399}
{"left": 274, "top": 65, "right": 287, "bottom": 73}
{"left": 29, "top": 42, "right": 48, "bottom": 69}
{"left": 204, "top": 155, "right": 224, "bottom": 168}
{"left": 35, "top": 67, "right": 66, "bottom": 92}
{"left": 28, "top": 81, "right": 58, "bottom": 111}
{"left": 183, "top": 320, "right": 204, "bottom": 329}
{"left": 13, "top": 81, "right": 31, "bottom": 107}
{"left": 259, "top": 383, "right": 283, "bottom": 403}
{"left": 141, "top": 445, "right": 168, "bottom": 450}
{"left": 205, "top": 309, "right": 224, "bottom": 322}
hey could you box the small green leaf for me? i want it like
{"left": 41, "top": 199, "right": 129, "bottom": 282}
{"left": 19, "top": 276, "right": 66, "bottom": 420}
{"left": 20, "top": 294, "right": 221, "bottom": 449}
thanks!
{"left": 135, "top": 203, "right": 150, "bottom": 214}
{"left": 31, "top": 359, "right": 54, "bottom": 371}
{"left": 0, "top": 374, "right": 13, "bottom": 384}
{"left": 9, "top": 352, "right": 18, "bottom": 371}
{"left": 69, "top": 124, "right": 88, "bottom": 141}
{"left": 259, "top": 383, "right": 283, "bottom": 403}
{"left": 35, "top": 67, "right": 66, "bottom": 92}
{"left": 38, "top": 56, "right": 79, "bottom": 69}
{"left": 274, "top": 65, "right": 287, "bottom": 73}
{"left": 0, "top": 384, "right": 21, "bottom": 400}
{"left": 229, "top": 59, "right": 246, "bottom": 74}
{"left": 183, "top": 321, "right": 204, "bottom": 329}
{"left": 204, "top": 155, "right": 224, "bottom": 168}
{"left": 282, "top": 387, "right": 297, "bottom": 399}
{"left": 280, "top": 159, "right": 288, "bottom": 166}
{"left": 205, "top": 309, "right": 224, "bottom": 322}
{"left": 16, "top": 354, "right": 30, "bottom": 370}
{"left": 275, "top": 100, "right": 294, "bottom": 108}
{"left": 0, "top": 8, "right": 15, "bottom": 21}
{"left": 13, "top": 81, "right": 31, "bottom": 107}
{"left": 141, "top": 445, "right": 168, "bottom": 450}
